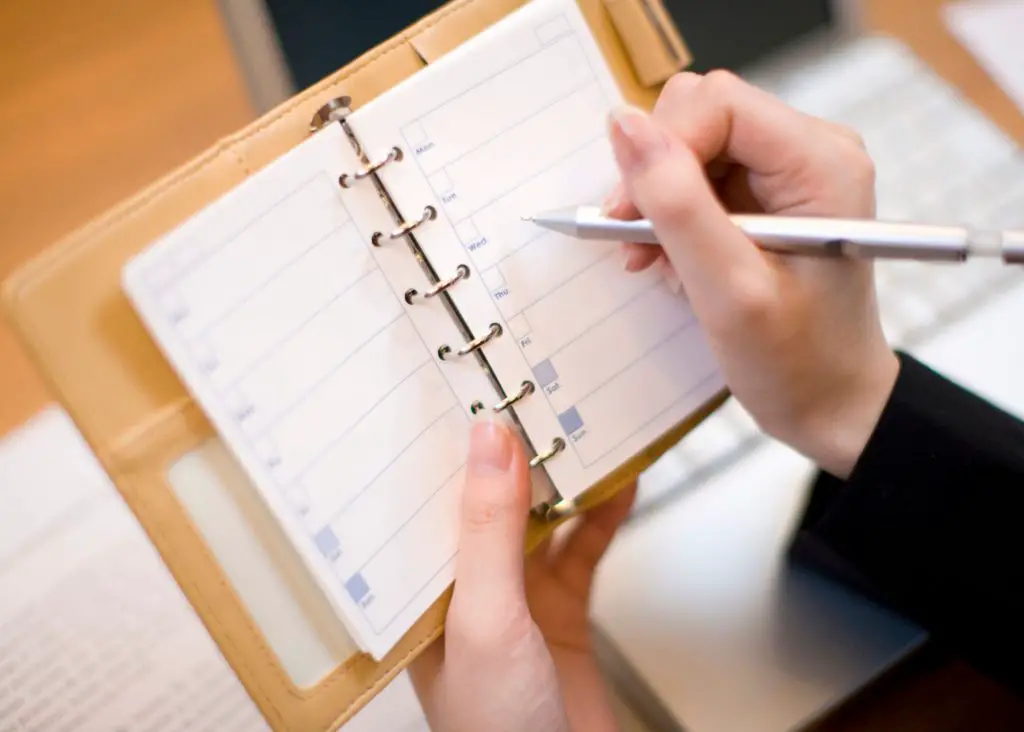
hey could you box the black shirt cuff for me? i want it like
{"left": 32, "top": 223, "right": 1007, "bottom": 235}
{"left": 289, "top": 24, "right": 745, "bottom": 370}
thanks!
{"left": 787, "top": 351, "right": 1024, "bottom": 693}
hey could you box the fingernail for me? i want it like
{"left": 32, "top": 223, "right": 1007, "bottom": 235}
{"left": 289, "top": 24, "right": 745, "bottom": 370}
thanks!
{"left": 468, "top": 419, "right": 512, "bottom": 474}
{"left": 608, "top": 104, "right": 668, "bottom": 171}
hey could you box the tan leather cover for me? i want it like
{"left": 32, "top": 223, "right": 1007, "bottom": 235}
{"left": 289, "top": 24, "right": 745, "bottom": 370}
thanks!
{"left": 604, "top": 0, "right": 692, "bottom": 86}
{"left": 2, "top": 1, "right": 720, "bottom": 729}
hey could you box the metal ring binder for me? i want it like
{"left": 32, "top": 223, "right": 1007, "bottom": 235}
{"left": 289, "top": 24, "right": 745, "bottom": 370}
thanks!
{"left": 311, "top": 97, "right": 568, "bottom": 515}
{"left": 338, "top": 146, "right": 403, "bottom": 188}
{"left": 309, "top": 97, "right": 351, "bottom": 132}
{"left": 394, "top": 206, "right": 436, "bottom": 238}
{"left": 538, "top": 496, "right": 577, "bottom": 520}
{"left": 438, "top": 322, "right": 502, "bottom": 360}
{"left": 529, "top": 437, "right": 566, "bottom": 468}
{"left": 406, "top": 264, "right": 470, "bottom": 304}
{"left": 491, "top": 380, "right": 534, "bottom": 412}
{"left": 373, "top": 206, "right": 436, "bottom": 246}
{"left": 468, "top": 380, "right": 534, "bottom": 413}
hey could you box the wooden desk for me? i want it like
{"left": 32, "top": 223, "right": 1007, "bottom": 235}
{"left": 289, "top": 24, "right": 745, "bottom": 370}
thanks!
{"left": 0, "top": 0, "right": 1021, "bottom": 728}
{"left": 0, "top": 0, "right": 252, "bottom": 435}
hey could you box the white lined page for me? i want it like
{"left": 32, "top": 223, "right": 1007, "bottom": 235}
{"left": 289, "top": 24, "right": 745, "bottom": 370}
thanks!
{"left": 365, "top": 0, "right": 725, "bottom": 500}
{"left": 123, "top": 124, "right": 511, "bottom": 659}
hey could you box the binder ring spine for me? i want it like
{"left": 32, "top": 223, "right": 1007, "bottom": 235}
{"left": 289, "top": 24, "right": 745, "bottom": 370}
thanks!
{"left": 406, "top": 264, "right": 470, "bottom": 304}
{"left": 471, "top": 379, "right": 535, "bottom": 413}
{"left": 310, "top": 97, "right": 570, "bottom": 518}
{"left": 530, "top": 437, "right": 566, "bottom": 468}
{"left": 338, "top": 146, "right": 403, "bottom": 188}
{"left": 438, "top": 322, "right": 502, "bottom": 360}
{"left": 540, "top": 496, "right": 577, "bottom": 520}
{"left": 373, "top": 205, "right": 437, "bottom": 246}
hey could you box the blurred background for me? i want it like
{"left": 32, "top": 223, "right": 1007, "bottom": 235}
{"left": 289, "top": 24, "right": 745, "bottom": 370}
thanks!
{"left": 2, "top": 1, "right": 1023, "bottom": 731}
{"left": 0, "top": 0, "right": 252, "bottom": 434}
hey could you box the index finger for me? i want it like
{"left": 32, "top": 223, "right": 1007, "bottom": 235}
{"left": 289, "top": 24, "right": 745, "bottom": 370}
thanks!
{"left": 653, "top": 70, "right": 823, "bottom": 177}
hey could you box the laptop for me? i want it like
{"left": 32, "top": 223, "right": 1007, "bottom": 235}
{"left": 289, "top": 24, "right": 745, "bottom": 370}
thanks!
{"left": 218, "top": 1, "right": 1024, "bottom": 729}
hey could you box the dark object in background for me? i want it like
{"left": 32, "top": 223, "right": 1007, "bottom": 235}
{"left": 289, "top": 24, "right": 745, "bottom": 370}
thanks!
{"left": 264, "top": 0, "right": 444, "bottom": 91}
{"left": 262, "top": 0, "right": 832, "bottom": 91}
{"left": 661, "top": 0, "right": 832, "bottom": 72}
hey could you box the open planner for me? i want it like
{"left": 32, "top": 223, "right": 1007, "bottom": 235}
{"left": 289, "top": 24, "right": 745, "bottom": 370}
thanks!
{"left": 122, "top": 0, "right": 723, "bottom": 660}
{"left": 3, "top": 0, "right": 722, "bottom": 728}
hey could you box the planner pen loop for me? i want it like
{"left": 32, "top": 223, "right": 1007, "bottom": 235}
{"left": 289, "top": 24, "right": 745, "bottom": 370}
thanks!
{"left": 312, "top": 97, "right": 571, "bottom": 518}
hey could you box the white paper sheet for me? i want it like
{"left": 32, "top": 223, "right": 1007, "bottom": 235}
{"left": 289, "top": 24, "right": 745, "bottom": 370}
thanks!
{"left": 367, "top": 0, "right": 724, "bottom": 502}
{"left": 0, "top": 408, "right": 268, "bottom": 731}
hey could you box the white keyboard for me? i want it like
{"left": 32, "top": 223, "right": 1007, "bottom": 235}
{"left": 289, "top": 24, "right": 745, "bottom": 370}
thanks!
{"left": 634, "top": 36, "right": 1024, "bottom": 519}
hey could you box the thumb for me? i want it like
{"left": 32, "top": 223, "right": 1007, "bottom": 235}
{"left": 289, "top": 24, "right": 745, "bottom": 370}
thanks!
{"left": 453, "top": 417, "right": 531, "bottom": 616}
{"left": 607, "top": 105, "right": 767, "bottom": 296}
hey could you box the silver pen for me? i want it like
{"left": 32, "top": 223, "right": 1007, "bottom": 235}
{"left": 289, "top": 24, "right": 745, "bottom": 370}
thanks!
{"left": 525, "top": 206, "right": 1024, "bottom": 263}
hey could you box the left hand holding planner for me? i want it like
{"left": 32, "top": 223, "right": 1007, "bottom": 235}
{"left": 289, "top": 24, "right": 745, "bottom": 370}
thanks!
{"left": 408, "top": 417, "right": 634, "bottom": 732}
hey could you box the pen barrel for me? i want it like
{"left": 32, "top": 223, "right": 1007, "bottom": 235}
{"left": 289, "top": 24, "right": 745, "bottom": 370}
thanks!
{"left": 578, "top": 218, "right": 660, "bottom": 243}
{"left": 568, "top": 210, "right": 1023, "bottom": 263}
{"left": 1004, "top": 230, "right": 1024, "bottom": 264}
{"left": 730, "top": 216, "right": 970, "bottom": 261}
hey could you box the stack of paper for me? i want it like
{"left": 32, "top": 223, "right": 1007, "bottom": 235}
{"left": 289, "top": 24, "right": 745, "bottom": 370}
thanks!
{"left": 0, "top": 407, "right": 429, "bottom": 731}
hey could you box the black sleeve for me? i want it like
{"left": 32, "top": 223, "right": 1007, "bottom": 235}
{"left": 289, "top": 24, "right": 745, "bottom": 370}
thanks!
{"left": 788, "top": 352, "right": 1024, "bottom": 695}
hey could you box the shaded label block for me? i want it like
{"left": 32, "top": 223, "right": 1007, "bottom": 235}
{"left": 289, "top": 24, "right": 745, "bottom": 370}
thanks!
{"left": 346, "top": 572, "right": 371, "bottom": 604}
{"left": 314, "top": 527, "right": 341, "bottom": 561}
{"left": 558, "top": 406, "right": 584, "bottom": 435}
{"left": 532, "top": 359, "right": 558, "bottom": 388}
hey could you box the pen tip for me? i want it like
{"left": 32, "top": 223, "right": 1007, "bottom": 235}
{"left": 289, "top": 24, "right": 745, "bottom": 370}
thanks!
{"left": 520, "top": 213, "right": 535, "bottom": 222}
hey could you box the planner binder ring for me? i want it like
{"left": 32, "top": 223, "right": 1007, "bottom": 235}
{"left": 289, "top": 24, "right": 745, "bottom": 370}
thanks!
{"left": 339, "top": 146, "right": 403, "bottom": 188}
{"left": 373, "top": 205, "right": 437, "bottom": 246}
{"left": 491, "top": 380, "right": 535, "bottom": 412}
{"left": 406, "top": 264, "right": 470, "bottom": 304}
{"left": 372, "top": 206, "right": 436, "bottom": 245}
{"left": 539, "top": 496, "right": 577, "bottom": 520}
{"left": 309, "top": 96, "right": 351, "bottom": 132}
{"left": 469, "top": 379, "right": 534, "bottom": 413}
{"left": 530, "top": 437, "right": 566, "bottom": 468}
{"left": 438, "top": 322, "right": 502, "bottom": 360}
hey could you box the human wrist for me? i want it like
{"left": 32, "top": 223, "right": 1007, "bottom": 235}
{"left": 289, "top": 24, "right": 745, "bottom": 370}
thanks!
{"left": 790, "top": 349, "right": 900, "bottom": 479}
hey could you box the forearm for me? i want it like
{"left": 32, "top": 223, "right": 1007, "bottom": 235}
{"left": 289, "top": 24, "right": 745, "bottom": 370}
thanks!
{"left": 791, "top": 353, "right": 1024, "bottom": 694}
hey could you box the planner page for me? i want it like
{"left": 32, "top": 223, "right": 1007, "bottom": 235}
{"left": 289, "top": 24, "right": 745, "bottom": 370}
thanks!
{"left": 122, "top": 123, "right": 519, "bottom": 658}
{"left": 359, "top": 0, "right": 726, "bottom": 500}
